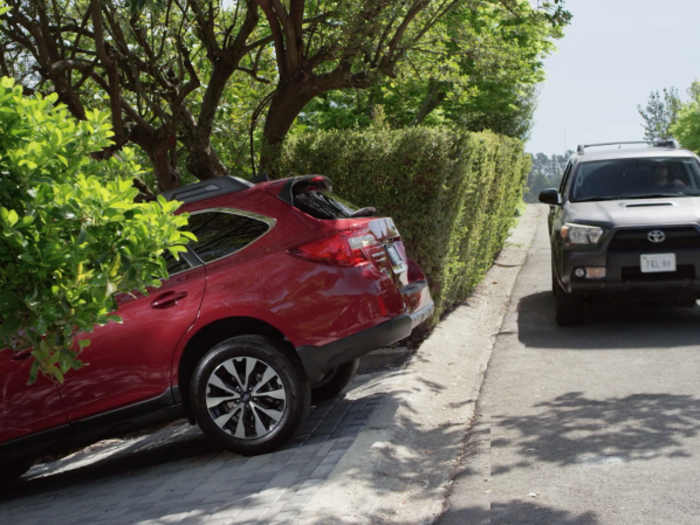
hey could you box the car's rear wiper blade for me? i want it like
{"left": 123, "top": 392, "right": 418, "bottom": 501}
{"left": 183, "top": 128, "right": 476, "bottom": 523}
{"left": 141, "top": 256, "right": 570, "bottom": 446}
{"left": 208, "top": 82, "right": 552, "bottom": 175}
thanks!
{"left": 350, "top": 206, "right": 376, "bottom": 218}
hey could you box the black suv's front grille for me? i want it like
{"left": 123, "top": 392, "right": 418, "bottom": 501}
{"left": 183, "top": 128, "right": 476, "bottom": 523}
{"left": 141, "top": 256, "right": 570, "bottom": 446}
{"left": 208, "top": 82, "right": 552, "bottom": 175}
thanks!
{"left": 621, "top": 265, "right": 696, "bottom": 282}
{"left": 608, "top": 227, "right": 700, "bottom": 252}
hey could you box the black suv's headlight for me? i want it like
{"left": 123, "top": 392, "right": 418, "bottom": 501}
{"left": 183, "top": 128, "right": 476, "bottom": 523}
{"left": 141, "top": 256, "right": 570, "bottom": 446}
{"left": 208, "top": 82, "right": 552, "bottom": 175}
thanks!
{"left": 560, "top": 223, "right": 604, "bottom": 245}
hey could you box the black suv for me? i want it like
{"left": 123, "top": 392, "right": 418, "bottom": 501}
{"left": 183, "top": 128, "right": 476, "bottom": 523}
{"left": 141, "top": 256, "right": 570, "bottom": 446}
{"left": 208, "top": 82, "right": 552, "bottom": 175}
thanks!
{"left": 539, "top": 140, "right": 700, "bottom": 325}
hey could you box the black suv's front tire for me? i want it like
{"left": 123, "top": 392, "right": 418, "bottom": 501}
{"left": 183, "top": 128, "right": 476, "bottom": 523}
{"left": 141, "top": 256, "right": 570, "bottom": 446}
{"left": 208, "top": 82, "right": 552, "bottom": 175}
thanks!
{"left": 190, "top": 335, "right": 310, "bottom": 456}
{"left": 554, "top": 277, "right": 583, "bottom": 326}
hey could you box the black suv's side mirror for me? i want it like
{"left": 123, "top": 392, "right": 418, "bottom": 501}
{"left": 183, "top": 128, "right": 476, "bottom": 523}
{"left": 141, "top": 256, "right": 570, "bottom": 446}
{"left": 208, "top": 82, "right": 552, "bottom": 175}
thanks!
{"left": 538, "top": 188, "right": 561, "bottom": 205}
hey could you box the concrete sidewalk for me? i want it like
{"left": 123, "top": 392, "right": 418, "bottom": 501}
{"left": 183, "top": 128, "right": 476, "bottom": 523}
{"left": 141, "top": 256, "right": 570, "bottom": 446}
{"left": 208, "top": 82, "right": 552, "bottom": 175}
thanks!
{"left": 0, "top": 206, "right": 541, "bottom": 525}
{"left": 293, "top": 205, "right": 542, "bottom": 525}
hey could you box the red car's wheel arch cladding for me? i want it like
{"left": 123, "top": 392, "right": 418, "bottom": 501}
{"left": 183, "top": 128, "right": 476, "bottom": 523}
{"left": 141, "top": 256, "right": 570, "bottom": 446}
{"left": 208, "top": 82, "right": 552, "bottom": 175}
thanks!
{"left": 171, "top": 313, "right": 297, "bottom": 409}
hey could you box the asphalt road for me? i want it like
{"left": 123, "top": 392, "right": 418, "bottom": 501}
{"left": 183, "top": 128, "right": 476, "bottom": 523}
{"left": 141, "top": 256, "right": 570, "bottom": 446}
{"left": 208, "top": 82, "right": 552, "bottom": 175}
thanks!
{"left": 439, "top": 206, "right": 700, "bottom": 525}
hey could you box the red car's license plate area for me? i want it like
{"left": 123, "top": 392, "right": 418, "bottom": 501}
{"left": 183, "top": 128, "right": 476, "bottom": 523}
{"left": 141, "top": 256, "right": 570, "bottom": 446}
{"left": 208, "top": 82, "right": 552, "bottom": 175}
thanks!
{"left": 385, "top": 242, "right": 408, "bottom": 274}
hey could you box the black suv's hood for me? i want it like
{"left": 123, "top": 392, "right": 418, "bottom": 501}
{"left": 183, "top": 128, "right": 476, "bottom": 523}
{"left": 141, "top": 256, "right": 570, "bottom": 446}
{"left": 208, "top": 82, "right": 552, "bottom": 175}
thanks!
{"left": 567, "top": 197, "right": 700, "bottom": 228}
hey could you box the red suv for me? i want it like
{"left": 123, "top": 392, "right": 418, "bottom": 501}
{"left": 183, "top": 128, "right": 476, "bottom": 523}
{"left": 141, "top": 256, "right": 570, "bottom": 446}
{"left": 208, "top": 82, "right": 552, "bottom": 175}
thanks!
{"left": 0, "top": 175, "right": 433, "bottom": 483}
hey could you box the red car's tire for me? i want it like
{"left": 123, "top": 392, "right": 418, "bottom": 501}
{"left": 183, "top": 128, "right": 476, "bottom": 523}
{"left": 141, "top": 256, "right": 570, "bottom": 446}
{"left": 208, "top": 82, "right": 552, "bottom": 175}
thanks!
{"left": 190, "top": 335, "right": 310, "bottom": 456}
{"left": 311, "top": 358, "right": 360, "bottom": 405}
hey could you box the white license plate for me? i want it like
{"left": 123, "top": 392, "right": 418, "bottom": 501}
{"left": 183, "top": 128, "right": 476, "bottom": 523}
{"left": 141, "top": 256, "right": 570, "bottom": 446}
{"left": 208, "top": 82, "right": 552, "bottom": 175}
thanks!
{"left": 385, "top": 243, "right": 407, "bottom": 273}
{"left": 640, "top": 253, "right": 676, "bottom": 273}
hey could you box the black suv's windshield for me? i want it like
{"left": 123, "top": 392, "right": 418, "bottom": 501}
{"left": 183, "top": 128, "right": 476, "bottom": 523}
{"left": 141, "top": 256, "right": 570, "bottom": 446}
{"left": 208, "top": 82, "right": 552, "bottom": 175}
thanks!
{"left": 570, "top": 157, "right": 700, "bottom": 202}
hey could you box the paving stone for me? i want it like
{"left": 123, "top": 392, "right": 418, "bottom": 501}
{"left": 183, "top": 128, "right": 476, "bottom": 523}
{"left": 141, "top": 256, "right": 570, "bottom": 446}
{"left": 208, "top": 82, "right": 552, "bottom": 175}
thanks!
{"left": 280, "top": 502, "right": 306, "bottom": 513}
{"left": 234, "top": 481, "right": 269, "bottom": 495}
{"left": 264, "top": 512, "right": 298, "bottom": 525}
{"left": 0, "top": 390, "right": 383, "bottom": 525}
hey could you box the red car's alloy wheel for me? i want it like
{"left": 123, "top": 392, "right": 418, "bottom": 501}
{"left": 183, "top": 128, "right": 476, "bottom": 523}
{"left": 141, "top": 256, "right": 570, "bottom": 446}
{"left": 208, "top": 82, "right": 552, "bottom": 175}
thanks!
{"left": 206, "top": 356, "right": 287, "bottom": 440}
{"left": 190, "top": 335, "right": 310, "bottom": 456}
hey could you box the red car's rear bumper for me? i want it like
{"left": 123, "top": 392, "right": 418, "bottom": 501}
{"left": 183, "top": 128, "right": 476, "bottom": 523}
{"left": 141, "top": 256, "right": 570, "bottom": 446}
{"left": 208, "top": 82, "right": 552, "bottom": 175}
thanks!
{"left": 296, "top": 291, "right": 434, "bottom": 383}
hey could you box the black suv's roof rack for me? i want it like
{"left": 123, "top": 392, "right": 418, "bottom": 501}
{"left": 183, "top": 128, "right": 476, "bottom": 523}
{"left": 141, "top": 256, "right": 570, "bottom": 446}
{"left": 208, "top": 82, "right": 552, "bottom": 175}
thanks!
{"left": 161, "top": 176, "right": 253, "bottom": 204}
{"left": 576, "top": 139, "right": 680, "bottom": 155}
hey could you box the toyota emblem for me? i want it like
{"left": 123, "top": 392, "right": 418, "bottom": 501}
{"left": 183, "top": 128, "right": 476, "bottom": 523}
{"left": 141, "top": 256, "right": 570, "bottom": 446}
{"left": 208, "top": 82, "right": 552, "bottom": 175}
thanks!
{"left": 648, "top": 230, "right": 666, "bottom": 243}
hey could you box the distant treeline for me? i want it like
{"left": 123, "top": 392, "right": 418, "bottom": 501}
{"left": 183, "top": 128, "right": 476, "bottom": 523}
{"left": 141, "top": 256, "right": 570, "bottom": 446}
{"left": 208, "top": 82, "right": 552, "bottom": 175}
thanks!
{"left": 523, "top": 151, "right": 572, "bottom": 203}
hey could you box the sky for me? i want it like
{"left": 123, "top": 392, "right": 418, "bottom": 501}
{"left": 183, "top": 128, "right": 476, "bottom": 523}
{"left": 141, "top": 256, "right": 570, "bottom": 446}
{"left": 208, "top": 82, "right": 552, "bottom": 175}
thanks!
{"left": 526, "top": 0, "right": 700, "bottom": 155}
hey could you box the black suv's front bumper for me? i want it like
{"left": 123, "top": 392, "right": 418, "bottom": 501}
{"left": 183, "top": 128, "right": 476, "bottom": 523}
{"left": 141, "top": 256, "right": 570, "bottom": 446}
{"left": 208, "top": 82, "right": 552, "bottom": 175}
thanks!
{"left": 562, "top": 242, "right": 700, "bottom": 297}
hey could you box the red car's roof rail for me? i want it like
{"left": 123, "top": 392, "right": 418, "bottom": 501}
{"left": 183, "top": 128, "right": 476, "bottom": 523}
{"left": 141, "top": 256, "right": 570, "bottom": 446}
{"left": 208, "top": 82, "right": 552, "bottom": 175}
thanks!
{"left": 161, "top": 176, "right": 253, "bottom": 204}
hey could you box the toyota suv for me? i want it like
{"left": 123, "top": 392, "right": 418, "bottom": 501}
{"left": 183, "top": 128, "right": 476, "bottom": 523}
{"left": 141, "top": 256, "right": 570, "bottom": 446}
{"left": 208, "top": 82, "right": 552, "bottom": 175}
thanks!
{"left": 0, "top": 175, "right": 433, "bottom": 483}
{"left": 539, "top": 140, "right": 700, "bottom": 326}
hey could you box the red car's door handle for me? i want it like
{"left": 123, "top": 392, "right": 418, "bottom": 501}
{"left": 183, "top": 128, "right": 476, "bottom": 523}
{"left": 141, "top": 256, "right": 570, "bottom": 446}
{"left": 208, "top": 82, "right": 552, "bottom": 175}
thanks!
{"left": 150, "top": 291, "right": 188, "bottom": 309}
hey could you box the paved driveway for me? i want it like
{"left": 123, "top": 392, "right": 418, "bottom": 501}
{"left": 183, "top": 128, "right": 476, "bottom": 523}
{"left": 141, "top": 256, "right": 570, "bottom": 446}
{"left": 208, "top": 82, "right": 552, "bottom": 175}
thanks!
{"left": 0, "top": 374, "right": 388, "bottom": 525}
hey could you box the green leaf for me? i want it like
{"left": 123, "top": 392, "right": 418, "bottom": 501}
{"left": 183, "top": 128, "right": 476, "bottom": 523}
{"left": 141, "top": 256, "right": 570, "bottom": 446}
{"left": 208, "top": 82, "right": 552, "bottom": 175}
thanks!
{"left": 16, "top": 215, "right": 34, "bottom": 228}
{"left": 50, "top": 365, "right": 64, "bottom": 383}
{"left": 0, "top": 207, "right": 18, "bottom": 227}
{"left": 108, "top": 253, "right": 121, "bottom": 277}
{"left": 106, "top": 281, "right": 118, "bottom": 296}
{"left": 76, "top": 227, "right": 87, "bottom": 245}
{"left": 27, "top": 361, "right": 39, "bottom": 386}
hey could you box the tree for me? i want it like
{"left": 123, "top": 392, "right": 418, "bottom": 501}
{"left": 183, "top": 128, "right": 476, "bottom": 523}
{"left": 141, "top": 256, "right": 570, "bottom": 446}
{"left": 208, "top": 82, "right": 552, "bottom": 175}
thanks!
{"left": 255, "top": 0, "right": 571, "bottom": 170}
{"left": 0, "top": 0, "right": 571, "bottom": 186}
{"left": 523, "top": 150, "right": 571, "bottom": 202}
{"left": 638, "top": 87, "right": 681, "bottom": 141}
{"left": 0, "top": 0, "right": 267, "bottom": 190}
{"left": 670, "top": 81, "right": 700, "bottom": 154}
{"left": 0, "top": 76, "right": 193, "bottom": 382}
{"left": 295, "top": 0, "right": 567, "bottom": 142}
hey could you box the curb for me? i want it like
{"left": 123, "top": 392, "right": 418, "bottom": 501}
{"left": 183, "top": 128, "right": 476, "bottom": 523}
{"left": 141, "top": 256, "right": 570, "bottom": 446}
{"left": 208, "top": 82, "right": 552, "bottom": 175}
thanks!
{"left": 292, "top": 205, "right": 542, "bottom": 525}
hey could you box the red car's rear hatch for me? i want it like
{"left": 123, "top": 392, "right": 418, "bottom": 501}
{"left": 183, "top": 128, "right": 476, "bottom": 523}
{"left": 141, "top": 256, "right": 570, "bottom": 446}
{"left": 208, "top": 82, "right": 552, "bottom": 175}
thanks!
{"left": 278, "top": 176, "right": 431, "bottom": 318}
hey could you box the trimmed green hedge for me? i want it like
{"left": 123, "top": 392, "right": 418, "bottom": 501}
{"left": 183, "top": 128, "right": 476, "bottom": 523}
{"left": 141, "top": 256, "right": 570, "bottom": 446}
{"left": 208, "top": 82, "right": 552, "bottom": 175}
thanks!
{"left": 276, "top": 127, "right": 530, "bottom": 320}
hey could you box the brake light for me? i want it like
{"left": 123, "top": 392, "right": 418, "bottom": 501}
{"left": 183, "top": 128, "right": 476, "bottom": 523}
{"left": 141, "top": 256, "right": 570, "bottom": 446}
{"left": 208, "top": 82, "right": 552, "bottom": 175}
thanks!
{"left": 289, "top": 231, "right": 378, "bottom": 267}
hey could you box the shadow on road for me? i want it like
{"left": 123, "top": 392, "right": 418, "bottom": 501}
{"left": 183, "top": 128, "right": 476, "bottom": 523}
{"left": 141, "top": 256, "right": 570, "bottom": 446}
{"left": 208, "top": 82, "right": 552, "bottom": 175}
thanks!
{"left": 517, "top": 291, "right": 700, "bottom": 349}
{"left": 438, "top": 501, "right": 598, "bottom": 525}
{"left": 493, "top": 391, "right": 700, "bottom": 471}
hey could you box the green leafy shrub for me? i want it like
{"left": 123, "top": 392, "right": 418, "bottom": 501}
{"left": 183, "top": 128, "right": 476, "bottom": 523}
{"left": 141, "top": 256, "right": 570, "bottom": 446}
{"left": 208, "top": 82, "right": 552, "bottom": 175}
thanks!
{"left": 0, "top": 77, "right": 193, "bottom": 382}
{"left": 276, "top": 127, "right": 528, "bottom": 319}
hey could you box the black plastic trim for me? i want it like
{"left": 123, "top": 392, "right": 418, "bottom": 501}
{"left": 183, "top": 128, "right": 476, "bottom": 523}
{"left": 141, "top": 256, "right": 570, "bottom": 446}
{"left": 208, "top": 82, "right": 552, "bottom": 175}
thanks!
{"left": 70, "top": 388, "right": 175, "bottom": 433}
{"left": 0, "top": 389, "right": 185, "bottom": 464}
{"left": 161, "top": 176, "right": 253, "bottom": 204}
{"left": 297, "top": 314, "right": 412, "bottom": 383}
{"left": 400, "top": 280, "right": 428, "bottom": 296}
{"left": 0, "top": 425, "right": 72, "bottom": 460}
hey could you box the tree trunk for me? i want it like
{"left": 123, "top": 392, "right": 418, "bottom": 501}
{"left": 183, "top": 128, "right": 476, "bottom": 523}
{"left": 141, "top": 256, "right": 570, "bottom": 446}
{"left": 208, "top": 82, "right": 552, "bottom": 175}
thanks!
{"left": 258, "top": 81, "right": 314, "bottom": 175}
{"left": 185, "top": 144, "right": 229, "bottom": 181}
{"left": 130, "top": 127, "right": 181, "bottom": 192}
{"left": 182, "top": 61, "right": 235, "bottom": 181}
{"left": 412, "top": 82, "right": 446, "bottom": 126}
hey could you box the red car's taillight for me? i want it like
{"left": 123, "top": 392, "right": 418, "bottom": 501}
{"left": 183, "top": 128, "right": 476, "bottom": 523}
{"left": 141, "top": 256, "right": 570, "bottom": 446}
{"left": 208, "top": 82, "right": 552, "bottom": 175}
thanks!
{"left": 289, "top": 230, "right": 379, "bottom": 267}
